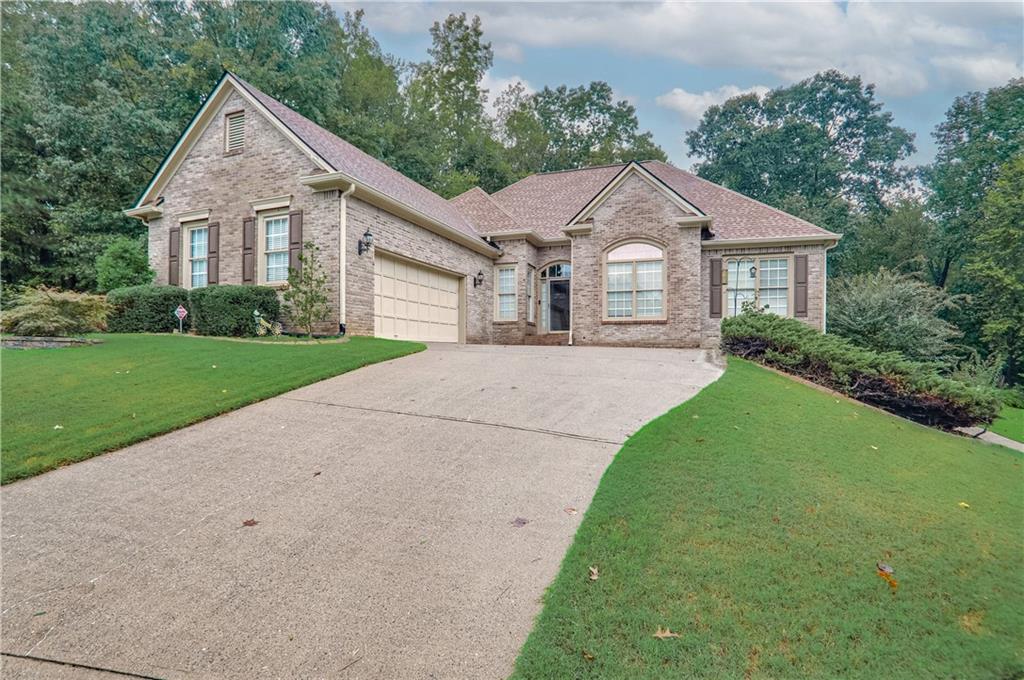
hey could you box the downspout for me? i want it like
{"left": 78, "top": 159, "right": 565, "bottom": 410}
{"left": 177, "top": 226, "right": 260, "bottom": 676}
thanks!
{"left": 568, "top": 234, "right": 575, "bottom": 346}
{"left": 339, "top": 183, "right": 356, "bottom": 329}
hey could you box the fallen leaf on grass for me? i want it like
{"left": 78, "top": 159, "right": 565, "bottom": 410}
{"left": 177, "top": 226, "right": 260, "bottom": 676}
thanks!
{"left": 958, "top": 501, "right": 970, "bottom": 509}
{"left": 653, "top": 627, "right": 681, "bottom": 639}
{"left": 582, "top": 650, "right": 595, "bottom": 662}
{"left": 876, "top": 562, "right": 898, "bottom": 592}
{"left": 589, "top": 566, "right": 599, "bottom": 581}
{"left": 870, "top": 445, "right": 879, "bottom": 450}
{"left": 53, "top": 425, "right": 63, "bottom": 430}
{"left": 242, "top": 518, "right": 259, "bottom": 527}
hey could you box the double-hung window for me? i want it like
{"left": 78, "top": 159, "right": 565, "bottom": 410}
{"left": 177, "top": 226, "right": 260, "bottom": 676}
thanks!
{"left": 495, "top": 265, "right": 517, "bottom": 321}
{"left": 605, "top": 242, "right": 665, "bottom": 320}
{"left": 724, "top": 257, "right": 790, "bottom": 316}
{"left": 526, "top": 265, "right": 536, "bottom": 323}
{"left": 263, "top": 214, "right": 290, "bottom": 283}
{"left": 187, "top": 224, "right": 209, "bottom": 288}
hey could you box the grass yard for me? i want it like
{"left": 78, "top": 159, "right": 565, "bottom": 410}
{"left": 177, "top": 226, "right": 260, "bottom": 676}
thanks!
{"left": 990, "top": 406, "right": 1023, "bottom": 443}
{"left": 1, "top": 334, "right": 422, "bottom": 483}
{"left": 513, "top": 359, "right": 1023, "bottom": 679}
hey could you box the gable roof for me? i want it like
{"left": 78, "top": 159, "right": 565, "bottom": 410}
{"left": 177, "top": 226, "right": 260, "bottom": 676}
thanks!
{"left": 448, "top": 186, "right": 522, "bottom": 235}
{"left": 130, "top": 72, "right": 494, "bottom": 253}
{"left": 471, "top": 160, "right": 839, "bottom": 243}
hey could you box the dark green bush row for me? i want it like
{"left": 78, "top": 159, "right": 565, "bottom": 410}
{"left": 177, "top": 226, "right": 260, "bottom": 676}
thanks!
{"left": 189, "top": 285, "right": 280, "bottom": 337}
{"left": 720, "top": 312, "right": 1000, "bottom": 429}
{"left": 107, "top": 285, "right": 280, "bottom": 336}
{"left": 106, "top": 285, "right": 188, "bottom": 333}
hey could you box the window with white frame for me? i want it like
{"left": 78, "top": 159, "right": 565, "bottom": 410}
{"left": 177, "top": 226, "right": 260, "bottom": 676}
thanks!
{"left": 225, "top": 111, "right": 245, "bottom": 152}
{"left": 605, "top": 242, "right": 664, "bottom": 319}
{"left": 495, "top": 265, "right": 517, "bottom": 321}
{"left": 262, "top": 214, "right": 290, "bottom": 283}
{"left": 187, "top": 224, "right": 208, "bottom": 288}
{"left": 526, "top": 265, "right": 536, "bottom": 323}
{"left": 724, "top": 256, "right": 790, "bottom": 317}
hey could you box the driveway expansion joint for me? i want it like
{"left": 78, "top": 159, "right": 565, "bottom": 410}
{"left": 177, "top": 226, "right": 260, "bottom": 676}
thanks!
{"left": 278, "top": 395, "right": 626, "bottom": 446}
{"left": 1, "top": 652, "right": 164, "bottom": 679}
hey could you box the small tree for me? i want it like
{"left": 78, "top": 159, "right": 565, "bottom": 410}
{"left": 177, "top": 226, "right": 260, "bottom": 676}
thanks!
{"left": 95, "top": 236, "right": 154, "bottom": 292}
{"left": 283, "top": 241, "right": 330, "bottom": 338}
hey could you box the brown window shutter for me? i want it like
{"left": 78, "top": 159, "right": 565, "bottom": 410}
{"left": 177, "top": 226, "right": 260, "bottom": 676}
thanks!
{"left": 206, "top": 222, "right": 220, "bottom": 285}
{"left": 709, "top": 257, "right": 723, "bottom": 318}
{"left": 288, "top": 210, "right": 303, "bottom": 274}
{"left": 242, "top": 217, "right": 255, "bottom": 284}
{"left": 794, "top": 254, "right": 808, "bottom": 317}
{"left": 168, "top": 226, "right": 180, "bottom": 286}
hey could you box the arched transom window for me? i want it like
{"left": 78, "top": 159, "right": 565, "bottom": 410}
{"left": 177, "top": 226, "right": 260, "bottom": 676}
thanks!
{"left": 604, "top": 242, "right": 665, "bottom": 320}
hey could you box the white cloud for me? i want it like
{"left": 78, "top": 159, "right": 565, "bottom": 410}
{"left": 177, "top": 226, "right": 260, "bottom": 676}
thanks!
{"left": 344, "top": 1, "right": 1022, "bottom": 97}
{"left": 480, "top": 71, "right": 533, "bottom": 116}
{"left": 493, "top": 42, "right": 524, "bottom": 63}
{"left": 931, "top": 53, "right": 1023, "bottom": 90}
{"left": 656, "top": 84, "right": 770, "bottom": 123}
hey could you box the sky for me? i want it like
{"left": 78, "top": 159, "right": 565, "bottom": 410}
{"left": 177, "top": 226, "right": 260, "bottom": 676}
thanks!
{"left": 334, "top": 1, "right": 1023, "bottom": 168}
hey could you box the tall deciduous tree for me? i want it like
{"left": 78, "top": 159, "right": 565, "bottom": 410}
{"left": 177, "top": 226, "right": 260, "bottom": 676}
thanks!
{"left": 923, "top": 79, "right": 1024, "bottom": 288}
{"left": 686, "top": 70, "right": 915, "bottom": 229}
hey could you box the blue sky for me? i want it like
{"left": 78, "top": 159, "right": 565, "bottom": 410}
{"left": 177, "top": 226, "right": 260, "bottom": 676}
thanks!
{"left": 335, "top": 2, "right": 1022, "bottom": 168}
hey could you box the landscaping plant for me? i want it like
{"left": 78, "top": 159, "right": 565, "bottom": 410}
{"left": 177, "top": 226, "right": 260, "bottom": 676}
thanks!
{"left": 106, "top": 285, "right": 189, "bottom": 333}
{"left": 720, "top": 312, "right": 999, "bottom": 429}
{"left": 189, "top": 285, "right": 280, "bottom": 337}
{"left": 0, "top": 286, "right": 107, "bottom": 336}
{"left": 284, "top": 241, "right": 330, "bottom": 338}
{"left": 95, "top": 236, "right": 154, "bottom": 292}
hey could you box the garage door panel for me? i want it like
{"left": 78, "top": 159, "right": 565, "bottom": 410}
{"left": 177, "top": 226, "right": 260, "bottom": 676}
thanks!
{"left": 374, "top": 253, "right": 460, "bottom": 343}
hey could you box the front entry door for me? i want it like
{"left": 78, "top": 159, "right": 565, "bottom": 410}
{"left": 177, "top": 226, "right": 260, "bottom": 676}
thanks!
{"left": 549, "top": 280, "right": 570, "bottom": 332}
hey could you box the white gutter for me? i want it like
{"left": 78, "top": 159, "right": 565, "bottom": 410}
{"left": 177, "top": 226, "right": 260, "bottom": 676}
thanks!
{"left": 339, "top": 183, "right": 355, "bottom": 326}
{"left": 701, "top": 234, "right": 843, "bottom": 249}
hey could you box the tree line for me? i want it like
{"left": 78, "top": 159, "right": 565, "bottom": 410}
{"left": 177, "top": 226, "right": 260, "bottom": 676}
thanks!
{"left": 2, "top": 1, "right": 1021, "bottom": 381}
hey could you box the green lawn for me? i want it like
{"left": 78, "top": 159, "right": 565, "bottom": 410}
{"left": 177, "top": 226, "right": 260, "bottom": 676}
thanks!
{"left": 990, "top": 406, "right": 1023, "bottom": 443}
{"left": 513, "top": 359, "right": 1023, "bottom": 679}
{"left": 1, "top": 334, "right": 422, "bottom": 483}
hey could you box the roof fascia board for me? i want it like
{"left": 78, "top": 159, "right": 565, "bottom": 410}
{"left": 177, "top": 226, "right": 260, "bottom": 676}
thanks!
{"left": 303, "top": 171, "right": 499, "bottom": 258}
{"left": 483, "top": 230, "right": 571, "bottom": 247}
{"left": 701, "top": 234, "right": 843, "bottom": 249}
{"left": 132, "top": 73, "right": 333, "bottom": 210}
{"left": 568, "top": 162, "right": 706, "bottom": 226}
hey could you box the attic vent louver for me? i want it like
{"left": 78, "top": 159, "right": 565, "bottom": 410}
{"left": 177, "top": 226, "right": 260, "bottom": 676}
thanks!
{"left": 225, "top": 111, "right": 245, "bottom": 152}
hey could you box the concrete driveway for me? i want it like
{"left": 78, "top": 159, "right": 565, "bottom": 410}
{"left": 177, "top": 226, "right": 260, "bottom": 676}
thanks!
{"left": 1, "top": 344, "right": 722, "bottom": 679}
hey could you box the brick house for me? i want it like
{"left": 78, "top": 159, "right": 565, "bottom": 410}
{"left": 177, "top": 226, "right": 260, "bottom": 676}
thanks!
{"left": 126, "top": 72, "right": 841, "bottom": 347}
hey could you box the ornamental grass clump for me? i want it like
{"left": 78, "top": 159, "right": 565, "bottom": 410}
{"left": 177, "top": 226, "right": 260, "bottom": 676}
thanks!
{"left": 720, "top": 312, "right": 1000, "bottom": 429}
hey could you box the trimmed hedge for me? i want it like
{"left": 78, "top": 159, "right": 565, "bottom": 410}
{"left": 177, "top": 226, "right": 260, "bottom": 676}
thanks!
{"left": 107, "top": 285, "right": 189, "bottom": 333}
{"left": 189, "top": 285, "right": 280, "bottom": 337}
{"left": 720, "top": 312, "right": 1000, "bottom": 429}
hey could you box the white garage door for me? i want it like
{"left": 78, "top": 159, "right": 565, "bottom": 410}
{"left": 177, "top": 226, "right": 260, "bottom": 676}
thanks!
{"left": 374, "top": 253, "right": 461, "bottom": 343}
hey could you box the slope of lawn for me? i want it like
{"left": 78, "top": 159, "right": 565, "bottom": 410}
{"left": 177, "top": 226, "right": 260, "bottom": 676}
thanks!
{"left": 513, "top": 358, "right": 1023, "bottom": 680}
{"left": 990, "top": 406, "right": 1023, "bottom": 443}
{"left": 1, "top": 334, "right": 422, "bottom": 483}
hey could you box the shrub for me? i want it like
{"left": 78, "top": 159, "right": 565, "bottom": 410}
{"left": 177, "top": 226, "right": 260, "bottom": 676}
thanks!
{"left": 283, "top": 241, "right": 330, "bottom": 337}
{"left": 950, "top": 352, "right": 1006, "bottom": 390}
{"left": 826, "top": 269, "right": 961, "bottom": 364}
{"left": 189, "top": 285, "right": 280, "bottom": 337}
{"left": 1, "top": 286, "right": 108, "bottom": 336}
{"left": 721, "top": 312, "right": 1000, "bottom": 429}
{"left": 95, "top": 236, "right": 154, "bottom": 292}
{"left": 107, "top": 285, "right": 189, "bottom": 333}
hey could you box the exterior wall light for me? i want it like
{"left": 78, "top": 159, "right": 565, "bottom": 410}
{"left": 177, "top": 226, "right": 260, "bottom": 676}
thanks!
{"left": 748, "top": 265, "right": 757, "bottom": 278}
{"left": 473, "top": 271, "right": 485, "bottom": 288}
{"left": 358, "top": 229, "right": 373, "bottom": 255}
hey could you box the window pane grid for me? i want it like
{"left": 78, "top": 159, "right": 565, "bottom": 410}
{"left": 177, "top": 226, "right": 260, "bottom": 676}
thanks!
{"left": 188, "top": 227, "right": 208, "bottom": 288}
{"left": 604, "top": 246, "right": 663, "bottom": 320}
{"left": 496, "top": 266, "right": 516, "bottom": 320}
{"left": 606, "top": 291, "right": 632, "bottom": 318}
{"left": 724, "top": 257, "right": 790, "bottom": 317}
{"left": 266, "top": 251, "right": 288, "bottom": 282}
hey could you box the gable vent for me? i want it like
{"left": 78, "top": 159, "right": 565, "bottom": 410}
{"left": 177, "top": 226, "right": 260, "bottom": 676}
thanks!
{"left": 225, "top": 111, "right": 245, "bottom": 152}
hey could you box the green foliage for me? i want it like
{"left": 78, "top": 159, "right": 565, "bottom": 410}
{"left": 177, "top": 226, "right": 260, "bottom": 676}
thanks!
{"left": 963, "top": 156, "right": 1024, "bottom": 384}
{"left": 924, "top": 79, "right": 1024, "bottom": 288}
{"left": 830, "top": 199, "right": 936, "bottom": 278}
{"left": 513, "top": 359, "right": 1023, "bottom": 679}
{"left": 950, "top": 352, "right": 1007, "bottom": 390}
{"left": 283, "top": 241, "right": 331, "bottom": 337}
{"left": 1, "top": 334, "right": 424, "bottom": 483}
{"left": 95, "top": 236, "right": 154, "bottom": 292}
{"left": 686, "top": 70, "right": 915, "bottom": 218}
{"left": 106, "top": 285, "right": 189, "bottom": 333}
{"left": 721, "top": 312, "right": 999, "bottom": 428}
{"left": 1, "top": 286, "right": 108, "bottom": 336}
{"left": 827, "top": 269, "right": 961, "bottom": 364}
{"left": 189, "top": 285, "right": 281, "bottom": 337}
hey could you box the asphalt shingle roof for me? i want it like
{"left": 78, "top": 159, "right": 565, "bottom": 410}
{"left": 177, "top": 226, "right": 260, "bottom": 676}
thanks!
{"left": 232, "top": 74, "right": 485, "bottom": 244}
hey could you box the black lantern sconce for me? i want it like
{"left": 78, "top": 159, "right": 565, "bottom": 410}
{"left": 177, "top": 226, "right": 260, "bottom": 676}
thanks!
{"left": 357, "top": 229, "right": 373, "bottom": 255}
{"left": 472, "top": 270, "right": 485, "bottom": 288}
{"left": 748, "top": 265, "right": 757, "bottom": 278}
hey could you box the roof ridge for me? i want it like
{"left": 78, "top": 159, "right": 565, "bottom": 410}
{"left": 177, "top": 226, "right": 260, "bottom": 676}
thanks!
{"left": 531, "top": 162, "right": 629, "bottom": 176}
{"left": 642, "top": 160, "right": 839, "bottom": 237}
